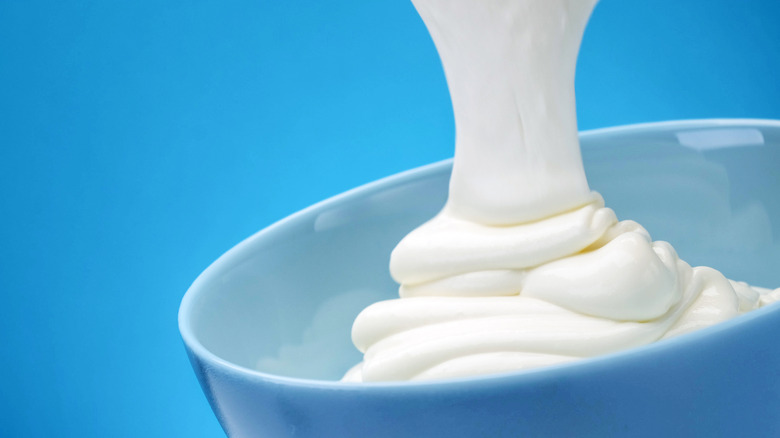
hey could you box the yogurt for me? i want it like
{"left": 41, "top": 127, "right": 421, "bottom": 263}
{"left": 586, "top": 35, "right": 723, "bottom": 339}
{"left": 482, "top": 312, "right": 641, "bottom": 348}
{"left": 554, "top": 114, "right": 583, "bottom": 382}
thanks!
{"left": 343, "top": 0, "right": 779, "bottom": 382}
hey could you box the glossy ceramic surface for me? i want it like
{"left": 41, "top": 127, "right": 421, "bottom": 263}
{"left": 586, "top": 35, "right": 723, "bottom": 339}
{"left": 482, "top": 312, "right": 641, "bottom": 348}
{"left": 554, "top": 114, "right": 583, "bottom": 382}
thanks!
{"left": 179, "top": 120, "right": 780, "bottom": 437}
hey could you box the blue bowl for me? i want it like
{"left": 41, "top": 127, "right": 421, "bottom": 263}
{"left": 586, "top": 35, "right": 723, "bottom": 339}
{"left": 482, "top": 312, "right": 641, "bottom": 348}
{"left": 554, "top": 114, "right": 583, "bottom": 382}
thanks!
{"left": 179, "top": 120, "right": 780, "bottom": 437}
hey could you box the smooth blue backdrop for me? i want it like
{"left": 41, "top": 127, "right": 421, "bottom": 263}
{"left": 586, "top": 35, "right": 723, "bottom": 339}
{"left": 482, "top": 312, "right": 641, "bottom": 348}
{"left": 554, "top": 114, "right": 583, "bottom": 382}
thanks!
{"left": 1, "top": 1, "right": 778, "bottom": 436}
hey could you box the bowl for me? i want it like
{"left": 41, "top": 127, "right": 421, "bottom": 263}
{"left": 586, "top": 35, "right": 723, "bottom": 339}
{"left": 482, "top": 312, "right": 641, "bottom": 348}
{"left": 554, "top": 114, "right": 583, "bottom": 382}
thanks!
{"left": 179, "top": 119, "right": 780, "bottom": 437}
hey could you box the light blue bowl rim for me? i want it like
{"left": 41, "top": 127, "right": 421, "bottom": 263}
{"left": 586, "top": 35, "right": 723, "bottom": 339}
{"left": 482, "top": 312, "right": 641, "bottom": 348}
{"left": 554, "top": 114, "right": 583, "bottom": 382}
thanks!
{"left": 178, "top": 118, "right": 780, "bottom": 390}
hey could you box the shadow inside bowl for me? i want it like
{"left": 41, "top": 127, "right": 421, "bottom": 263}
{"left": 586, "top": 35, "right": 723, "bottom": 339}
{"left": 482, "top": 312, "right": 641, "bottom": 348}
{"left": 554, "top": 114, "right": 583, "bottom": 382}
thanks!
{"left": 182, "top": 163, "right": 450, "bottom": 380}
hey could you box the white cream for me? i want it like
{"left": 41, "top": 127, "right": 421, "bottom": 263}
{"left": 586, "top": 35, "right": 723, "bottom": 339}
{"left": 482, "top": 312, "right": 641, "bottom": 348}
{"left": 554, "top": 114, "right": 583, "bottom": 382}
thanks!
{"left": 343, "top": 0, "right": 779, "bottom": 382}
{"left": 425, "top": 0, "right": 596, "bottom": 225}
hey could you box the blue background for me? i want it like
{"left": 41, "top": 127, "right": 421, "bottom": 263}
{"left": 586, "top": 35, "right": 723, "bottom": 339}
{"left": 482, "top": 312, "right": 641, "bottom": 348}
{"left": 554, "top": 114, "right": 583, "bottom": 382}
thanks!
{"left": 1, "top": 1, "right": 778, "bottom": 436}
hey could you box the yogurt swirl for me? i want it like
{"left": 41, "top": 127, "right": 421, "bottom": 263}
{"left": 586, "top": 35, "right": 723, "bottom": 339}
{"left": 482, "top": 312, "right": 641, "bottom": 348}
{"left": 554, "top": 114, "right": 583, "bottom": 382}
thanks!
{"left": 344, "top": 197, "right": 777, "bottom": 382}
{"left": 343, "top": 0, "right": 779, "bottom": 382}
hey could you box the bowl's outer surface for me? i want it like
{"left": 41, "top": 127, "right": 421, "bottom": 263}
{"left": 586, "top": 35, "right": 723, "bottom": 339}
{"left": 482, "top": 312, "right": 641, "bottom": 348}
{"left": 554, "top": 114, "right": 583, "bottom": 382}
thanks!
{"left": 180, "top": 120, "right": 780, "bottom": 437}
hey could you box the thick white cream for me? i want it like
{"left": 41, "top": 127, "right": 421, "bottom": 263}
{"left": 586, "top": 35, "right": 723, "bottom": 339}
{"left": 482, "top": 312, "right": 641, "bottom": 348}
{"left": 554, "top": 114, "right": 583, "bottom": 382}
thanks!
{"left": 343, "top": 0, "right": 779, "bottom": 382}
{"left": 424, "top": 0, "right": 596, "bottom": 225}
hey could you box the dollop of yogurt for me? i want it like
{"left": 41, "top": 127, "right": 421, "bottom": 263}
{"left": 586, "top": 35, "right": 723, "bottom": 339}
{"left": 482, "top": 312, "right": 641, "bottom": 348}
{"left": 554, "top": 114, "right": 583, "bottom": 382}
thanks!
{"left": 343, "top": 0, "right": 779, "bottom": 382}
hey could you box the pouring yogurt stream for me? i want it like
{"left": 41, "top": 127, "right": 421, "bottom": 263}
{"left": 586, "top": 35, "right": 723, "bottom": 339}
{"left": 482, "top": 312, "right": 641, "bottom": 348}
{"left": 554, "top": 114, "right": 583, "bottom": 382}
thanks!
{"left": 342, "top": 0, "right": 780, "bottom": 382}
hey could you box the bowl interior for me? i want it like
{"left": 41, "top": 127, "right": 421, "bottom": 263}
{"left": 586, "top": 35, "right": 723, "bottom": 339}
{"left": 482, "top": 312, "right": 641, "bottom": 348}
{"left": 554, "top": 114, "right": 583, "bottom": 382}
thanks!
{"left": 181, "top": 120, "right": 780, "bottom": 381}
{"left": 183, "top": 166, "right": 449, "bottom": 380}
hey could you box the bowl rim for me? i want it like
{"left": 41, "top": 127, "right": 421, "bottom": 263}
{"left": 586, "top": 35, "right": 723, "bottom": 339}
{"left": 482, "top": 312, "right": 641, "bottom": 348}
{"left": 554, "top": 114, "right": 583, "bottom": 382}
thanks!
{"left": 178, "top": 118, "right": 780, "bottom": 390}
